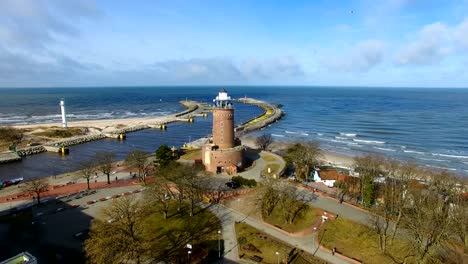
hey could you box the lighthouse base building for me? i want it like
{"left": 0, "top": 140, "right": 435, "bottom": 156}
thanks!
{"left": 202, "top": 89, "right": 244, "bottom": 175}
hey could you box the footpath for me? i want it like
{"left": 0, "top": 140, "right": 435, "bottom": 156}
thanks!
{"left": 210, "top": 204, "right": 354, "bottom": 264}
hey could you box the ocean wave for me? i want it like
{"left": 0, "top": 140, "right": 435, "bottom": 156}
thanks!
{"left": 335, "top": 136, "right": 348, "bottom": 140}
{"left": 403, "top": 150, "right": 425, "bottom": 155}
{"left": 340, "top": 132, "right": 357, "bottom": 137}
{"left": 272, "top": 134, "right": 285, "bottom": 138}
{"left": 424, "top": 165, "right": 457, "bottom": 171}
{"left": 431, "top": 153, "right": 468, "bottom": 159}
{"left": 373, "top": 147, "right": 396, "bottom": 152}
{"left": 285, "top": 130, "right": 300, "bottom": 134}
{"left": 353, "top": 139, "right": 385, "bottom": 144}
{"left": 300, "top": 132, "right": 309, "bottom": 136}
{"left": 417, "top": 157, "right": 448, "bottom": 162}
{"left": 317, "top": 133, "right": 323, "bottom": 136}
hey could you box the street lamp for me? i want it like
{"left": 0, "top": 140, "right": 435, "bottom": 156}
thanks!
{"left": 217, "top": 230, "right": 222, "bottom": 258}
{"left": 275, "top": 251, "right": 280, "bottom": 264}
{"left": 186, "top": 243, "right": 192, "bottom": 263}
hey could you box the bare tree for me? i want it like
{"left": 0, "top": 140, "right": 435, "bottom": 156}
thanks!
{"left": 284, "top": 142, "right": 322, "bottom": 181}
{"left": 199, "top": 178, "right": 227, "bottom": 204}
{"left": 85, "top": 196, "right": 151, "bottom": 264}
{"left": 255, "top": 133, "right": 273, "bottom": 150}
{"left": 278, "top": 184, "right": 310, "bottom": 224}
{"left": 95, "top": 151, "right": 115, "bottom": 184}
{"left": 401, "top": 171, "right": 457, "bottom": 262}
{"left": 22, "top": 178, "right": 49, "bottom": 205}
{"left": 257, "top": 179, "right": 280, "bottom": 217}
{"left": 125, "top": 150, "right": 150, "bottom": 184}
{"left": 78, "top": 160, "right": 96, "bottom": 190}
{"left": 145, "top": 176, "right": 174, "bottom": 219}
{"left": 387, "top": 161, "right": 418, "bottom": 242}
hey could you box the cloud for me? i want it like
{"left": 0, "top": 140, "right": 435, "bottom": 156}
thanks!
{"left": 147, "top": 58, "right": 244, "bottom": 83}
{"left": 396, "top": 22, "right": 451, "bottom": 65}
{"left": 0, "top": 0, "right": 100, "bottom": 50}
{"left": 454, "top": 18, "right": 468, "bottom": 50}
{"left": 240, "top": 57, "right": 304, "bottom": 79}
{"left": 0, "top": 46, "right": 98, "bottom": 87}
{"left": 0, "top": 54, "right": 305, "bottom": 87}
{"left": 323, "top": 40, "right": 385, "bottom": 72}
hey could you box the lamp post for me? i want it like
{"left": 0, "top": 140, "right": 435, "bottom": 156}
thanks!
{"left": 186, "top": 243, "right": 192, "bottom": 263}
{"left": 218, "top": 230, "right": 222, "bottom": 258}
{"left": 275, "top": 251, "right": 280, "bottom": 264}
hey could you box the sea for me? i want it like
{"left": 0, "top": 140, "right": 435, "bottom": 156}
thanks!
{"left": 0, "top": 86, "right": 467, "bottom": 180}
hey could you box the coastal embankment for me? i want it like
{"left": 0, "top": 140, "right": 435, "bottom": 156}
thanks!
{"left": 235, "top": 98, "right": 284, "bottom": 135}
{"left": 1, "top": 98, "right": 283, "bottom": 163}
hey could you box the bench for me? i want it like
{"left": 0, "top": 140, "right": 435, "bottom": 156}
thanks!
{"left": 249, "top": 255, "right": 263, "bottom": 262}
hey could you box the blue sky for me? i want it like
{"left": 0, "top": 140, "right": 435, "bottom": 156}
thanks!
{"left": 1, "top": 0, "right": 468, "bottom": 87}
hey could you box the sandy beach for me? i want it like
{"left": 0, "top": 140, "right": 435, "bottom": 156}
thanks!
{"left": 240, "top": 135, "right": 355, "bottom": 168}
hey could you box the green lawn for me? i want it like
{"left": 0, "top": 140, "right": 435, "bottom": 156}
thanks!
{"left": 263, "top": 204, "right": 320, "bottom": 233}
{"left": 319, "top": 218, "right": 412, "bottom": 264}
{"left": 262, "top": 163, "right": 281, "bottom": 178}
{"left": 236, "top": 222, "right": 327, "bottom": 264}
{"left": 262, "top": 153, "right": 277, "bottom": 162}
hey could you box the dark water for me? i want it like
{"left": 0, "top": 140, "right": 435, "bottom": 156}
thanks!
{"left": 0, "top": 86, "right": 467, "bottom": 178}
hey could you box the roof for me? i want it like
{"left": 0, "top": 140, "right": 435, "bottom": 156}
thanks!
{"left": 318, "top": 170, "right": 351, "bottom": 182}
{"left": 219, "top": 88, "right": 228, "bottom": 93}
{"left": 318, "top": 170, "right": 339, "bottom": 180}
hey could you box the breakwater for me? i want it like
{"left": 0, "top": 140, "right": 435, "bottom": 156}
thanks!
{"left": 235, "top": 98, "right": 284, "bottom": 135}
{"left": 1, "top": 98, "right": 279, "bottom": 162}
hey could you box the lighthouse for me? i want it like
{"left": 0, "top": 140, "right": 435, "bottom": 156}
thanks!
{"left": 202, "top": 89, "right": 244, "bottom": 174}
{"left": 60, "top": 99, "right": 68, "bottom": 128}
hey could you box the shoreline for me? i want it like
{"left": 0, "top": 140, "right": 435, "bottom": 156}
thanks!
{"left": 240, "top": 135, "right": 355, "bottom": 168}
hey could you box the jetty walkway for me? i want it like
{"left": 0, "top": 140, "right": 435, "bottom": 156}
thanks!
{"left": 0, "top": 98, "right": 284, "bottom": 163}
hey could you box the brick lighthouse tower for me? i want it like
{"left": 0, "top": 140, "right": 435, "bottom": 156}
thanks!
{"left": 202, "top": 89, "right": 244, "bottom": 174}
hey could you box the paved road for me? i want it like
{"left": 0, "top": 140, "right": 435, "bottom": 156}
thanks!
{"left": 239, "top": 150, "right": 285, "bottom": 180}
{"left": 210, "top": 204, "right": 353, "bottom": 264}
{"left": 301, "top": 190, "right": 370, "bottom": 226}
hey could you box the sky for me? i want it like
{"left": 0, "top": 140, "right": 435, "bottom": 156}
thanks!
{"left": 1, "top": 0, "right": 468, "bottom": 88}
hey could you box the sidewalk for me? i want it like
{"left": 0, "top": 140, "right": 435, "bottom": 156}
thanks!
{"left": 215, "top": 204, "right": 354, "bottom": 264}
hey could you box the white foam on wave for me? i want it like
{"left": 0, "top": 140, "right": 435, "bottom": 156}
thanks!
{"left": 340, "top": 133, "right": 357, "bottom": 137}
{"left": 335, "top": 136, "right": 348, "bottom": 140}
{"left": 300, "top": 132, "right": 309, "bottom": 136}
{"left": 403, "top": 150, "right": 425, "bottom": 155}
{"left": 374, "top": 147, "right": 396, "bottom": 152}
{"left": 272, "top": 134, "right": 285, "bottom": 138}
{"left": 285, "top": 130, "right": 300, "bottom": 134}
{"left": 424, "top": 164, "right": 457, "bottom": 171}
{"left": 317, "top": 133, "right": 323, "bottom": 136}
{"left": 431, "top": 153, "right": 468, "bottom": 159}
{"left": 353, "top": 139, "right": 385, "bottom": 144}
{"left": 417, "top": 157, "right": 448, "bottom": 162}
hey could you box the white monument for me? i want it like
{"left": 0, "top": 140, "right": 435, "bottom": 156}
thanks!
{"left": 60, "top": 99, "right": 68, "bottom": 128}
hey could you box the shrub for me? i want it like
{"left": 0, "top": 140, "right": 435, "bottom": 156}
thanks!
{"left": 232, "top": 176, "right": 257, "bottom": 188}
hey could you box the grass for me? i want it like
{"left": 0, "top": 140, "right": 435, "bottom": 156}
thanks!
{"left": 319, "top": 218, "right": 412, "bottom": 264}
{"left": 143, "top": 202, "right": 222, "bottom": 262}
{"left": 179, "top": 149, "right": 201, "bottom": 160}
{"left": 263, "top": 204, "right": 320, "bottom": 233}
{"left": 33, "top": 128, "right": 85, "bottom": 138}
{"left": 236, "top": 222, "right": 328, "bottom": 264}
{"left": 262, "top": 163, "right": 281, "bottom": 177}
{"left": 262, "top": 153, "right": 277, "bottom": 162}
